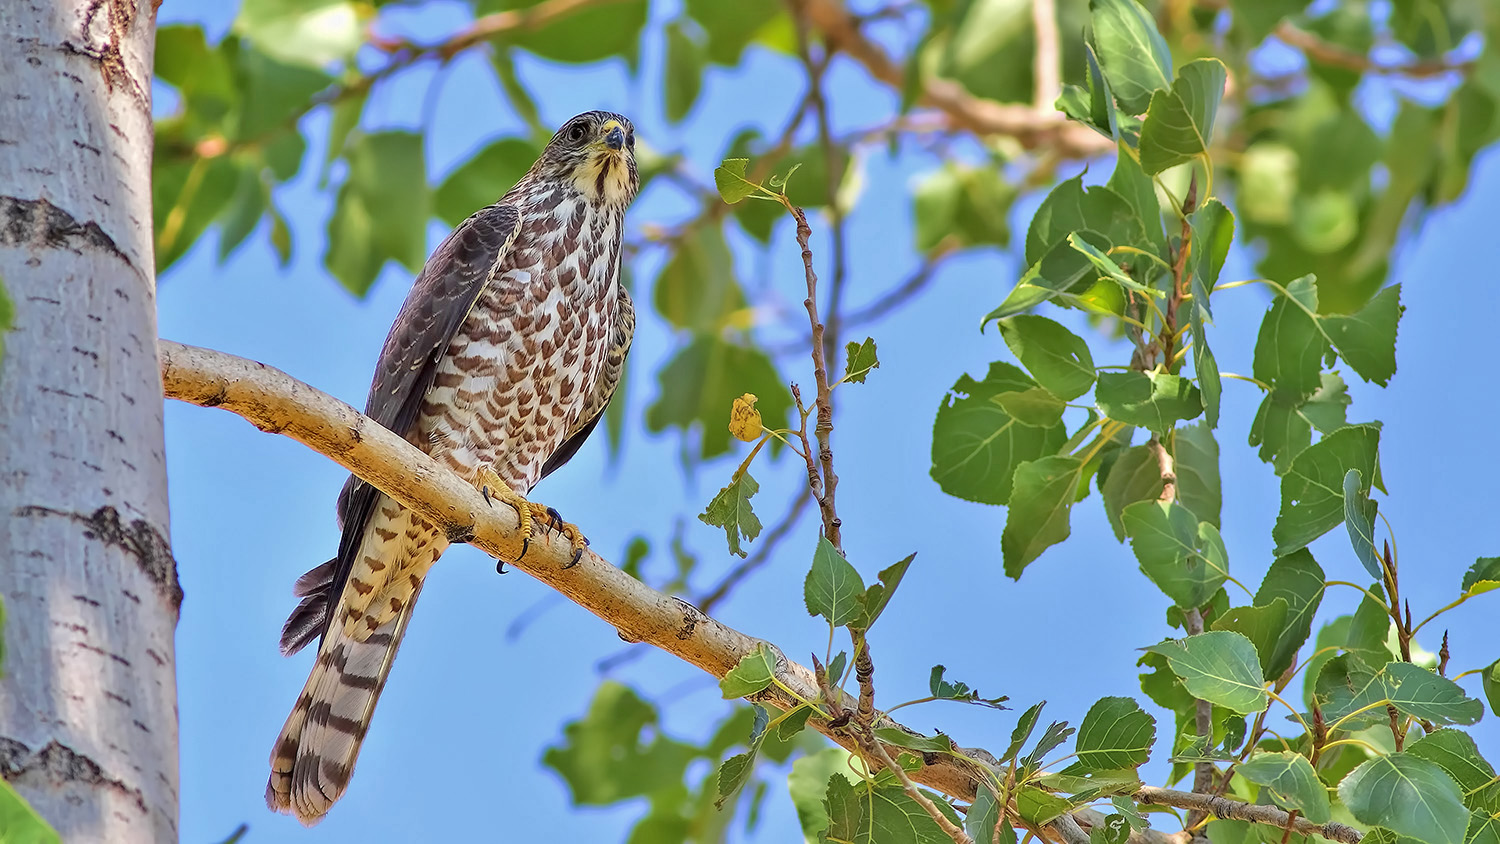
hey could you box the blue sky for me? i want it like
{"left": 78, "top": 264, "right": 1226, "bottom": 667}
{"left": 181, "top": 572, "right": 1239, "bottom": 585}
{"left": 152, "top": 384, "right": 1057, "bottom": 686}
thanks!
{"left": 157, "top": 2, "right": 1500, "bottom": 841}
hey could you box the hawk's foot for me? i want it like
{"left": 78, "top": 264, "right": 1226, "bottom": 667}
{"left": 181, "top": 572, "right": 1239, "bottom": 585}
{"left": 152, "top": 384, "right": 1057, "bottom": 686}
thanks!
{"left": 535, "top": 506, "right": 589, "bottom": 569}
{"left": 476, "top": 467, "right": 534, "bottom": 563}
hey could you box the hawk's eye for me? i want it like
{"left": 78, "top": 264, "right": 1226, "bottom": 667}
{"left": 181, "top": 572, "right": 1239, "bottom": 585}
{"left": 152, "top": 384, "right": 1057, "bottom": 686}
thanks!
{"left": 626, "top": 133, "right": 635, "bottom": 149}
{"left": 567, "top": 123, "right": 587, "bottom": 143}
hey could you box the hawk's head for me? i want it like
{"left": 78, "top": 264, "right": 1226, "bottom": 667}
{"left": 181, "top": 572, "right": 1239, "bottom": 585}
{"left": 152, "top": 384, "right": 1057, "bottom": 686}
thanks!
{"left": 536, "top": 111, "right": 640, "bottom": 209}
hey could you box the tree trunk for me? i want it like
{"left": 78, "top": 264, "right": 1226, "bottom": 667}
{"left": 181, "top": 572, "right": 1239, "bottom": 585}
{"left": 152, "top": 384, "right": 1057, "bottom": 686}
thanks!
{"left": 0, "top": 1, "right": 178, "bottom": 841}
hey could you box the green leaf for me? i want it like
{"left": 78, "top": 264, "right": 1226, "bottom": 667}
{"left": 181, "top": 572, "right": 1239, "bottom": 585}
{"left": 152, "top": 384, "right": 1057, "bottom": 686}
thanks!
{"left": 714, "top": 158, "right": 759, "bottom": 204}
{"left": 777, "top": 706, "right": 813, "bottom": 743}
{"left": 232, "top": 0, "right": 362, "bottom": 68}
{"left": 1273, "top": 424, "right": 1381, "bottom": 555}
{"left": 988, "top": 236, "right": 1111, "bottom": 321}
{"left": 823, "top": 775, "right": 963, "bottom": 844}
{"left": 1211, "top": 600, "right": 1289, "bottom": 682}
{"left": 930, "top": 363, "right": 1067, "bottom": 506}
{"left": 684, "top": 0, "right": 783, "bottom": 65}
{"left": 1381, "top": 663, "right": 1485, "bottom": 726}
{"left": 1405, "top": 729, "right": 1500, "bottom": 806}
{"left": 996, "top": 388, "right": 1067, "bottom": 428}
{"left": 872, "top": 727, "right": 954, "bottom": 755}
{"left": 0, "top": 277, "right": 13, "bottom": 382}
{"left": 699, "top": 470, "right": 762, "bottom": 559}
{"left": 1102, "top": 445, "right": 1164, "bottom": 542}
{"left": 216, "top": 168, "right": 268, "bottom": 262}
{"left": 1190, "top": 199, "right": 1235, "bottom": 305}
{"left": 1343, "top": 469, "right": 1382, "bottom": 580}
{"left": 1339, "top": 754, "right": 1468, "bottom": 844}
{"left": 1017, "top": 785, "right": 1074, "bottom": 826}
{"left": 542, "top": 681, "right": 698, "bottom": 805}
{"left": 1072, "top": 696, "right": 1156, "bottom": 771}
{"left": 663, "top": 20, "right": 706, "bottom": 123}
{"left": 1175, "top": 422, "right": 1221, "bottom": 528}
{"left": 805, "top": 537, "right": 865, "bottom": 627}
{"left": 929, "top": 665, "right": 1009, "bottom": 709}
{"left": 716, "top": 751, "right": 756, "bottom": 809}
{"left": 1253, "top": 276, "right": 1328, "bottom": 397}
{"left": 1461, "top": 557, "right": 1500, "bottom": 597}
{"left": 325, "top": 131, "right": 429, "bottom": 296}
{"left": 1228, "top": 0, "right": 1310, "bottom": 41}
{"left": 1096, "top": 372, "right": 1203, "bottom": 435}
{"left": 1058, "top": 43, "right": 1122, "bottom": 141}
{"left": 1485, "top": 660, "right": 1500, "bottom": 721}
{"left": 965, "top": 784, "right": 1007, "bottom": 844}
{"left": 998, "top": 315, "right": 1097, "bottom": 401}
{"left": 1122, "top": 500, "right": 1228, "bottom": 609}
{"left": 843, "top": 338, "right": 880, "bottom": 385}
{"left": 1144, "top": 632, "right": 1268, "bottom": 714}
{"left": 1090, "top": 0, "right": 1174, "bottom": 114}
{"left": 646, "top": 336, "right": 792, "bottom": 461}
{"left": 0, "top": 779, "right": 60, "bottom": 844}
{"left": 492, "top": 0, "right": 649, "bottom": 64}
{"left": 1139, "top": 59, "right": 1228, "bottom": 175}
{"left": 853, "top": 553, "right": 914, "bottom": 632}
{"left": 653, "top": 223, "right": 746, "bottom": 333}
{"left": 1252, "top": 550, "right": 1326, "bottom": 680}
{"left": 1004, "top": 702, "right": 1046, "bottom": 762}
{"left": 911, "top": 163, "right": 1018, "bottom": 253}
{"left": 1194, "top": 328, "right": 1222, "bottom": 431}
{"left": 720, "top": 644, "right": 777, "bottom": 699}
{"left": 1249, "top": 375, "right": 1349, "bottom": 473}
{"left": 790, "top": 749, "right": 853, "bottom": 842}
{"left": 434, "top": 137, "right": 539, "bottom": 227}
{"left": 1003, "top": 456, "right": 1084, "bottom": 578}
{"left": 1108, "top": 141, "right": 1166, "bottom": 253}
{"left": 1324, "top": 284, "right": 1403, "bottom": 386}
{"left": 153, "top": 156, "right": 241, "bottom": 272}
{"left": 1024, "top": 176, "right": 1144, "bottom": 270}
{"left": 827, "top": 651, "right": 848, "bottom": 687}
{"left": 1238, "top": 751, "right": 1331, "bottom": 823}
{"left": 233, "top": 46, "right": 333, "bottom": 140}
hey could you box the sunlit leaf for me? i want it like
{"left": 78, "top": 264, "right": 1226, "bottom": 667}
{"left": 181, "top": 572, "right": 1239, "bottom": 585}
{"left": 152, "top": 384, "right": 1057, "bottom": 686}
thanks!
{"left": 720, "top": 644, "right": 777, "bottom": 699}
{"left": 1003, "top": 456, "right": 1084, "bottom": 577}
{"left": 931, "top": 363, "right": 1067, "bottom": 506}
{"left": 1273, "top": 424, "right": 1381, "bottom": 555}
{"left": 543, "top": 681, "right": 698, "bottom": 805}
{"left": 805, "top": 537, "right": 864, "bottom": 627}
{"left": 1238, "top": 751, "right": 1330, "bottom": 823}
{"left": 699, "top": 470, "right": 762, "bottom": 558}
{"left": 1072, "top": 696, "right": 1156, "bottom": 771}
{"left": 1144, "top": 632, "right": 1268, "bottom": 714}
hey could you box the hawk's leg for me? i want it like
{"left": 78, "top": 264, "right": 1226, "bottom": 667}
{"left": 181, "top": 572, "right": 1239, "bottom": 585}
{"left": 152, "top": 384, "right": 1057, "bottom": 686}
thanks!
{"left": 476, "top": 467, "right": 536, "bottom": 564}
{"left": 475, "top": 467, "right": 589, "bottom": 568}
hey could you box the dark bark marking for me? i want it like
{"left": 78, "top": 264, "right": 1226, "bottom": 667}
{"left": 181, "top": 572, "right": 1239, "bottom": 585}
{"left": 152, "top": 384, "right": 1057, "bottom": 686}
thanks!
{"left": 0, "top": 195, "right": 136, "bottom": 273}
{"left": 16, "top": 506, "right": 182, "bottom": 609}
{"left": 0, "top": 738, "right": 149, "bottom": 816}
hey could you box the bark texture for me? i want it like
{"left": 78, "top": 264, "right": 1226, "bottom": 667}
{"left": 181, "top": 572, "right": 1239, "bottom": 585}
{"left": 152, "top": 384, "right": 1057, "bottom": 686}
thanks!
{"left": 0, "top": 1, "right": 179, "bottom": 841}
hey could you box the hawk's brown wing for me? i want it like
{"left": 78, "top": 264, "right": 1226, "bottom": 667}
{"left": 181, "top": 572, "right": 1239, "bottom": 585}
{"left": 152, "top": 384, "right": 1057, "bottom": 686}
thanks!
{"left": 279, "top": 204, "right": 521, "bottom": 655}
{"left": 538, "top": 283, "right": 635, "bottom": 481}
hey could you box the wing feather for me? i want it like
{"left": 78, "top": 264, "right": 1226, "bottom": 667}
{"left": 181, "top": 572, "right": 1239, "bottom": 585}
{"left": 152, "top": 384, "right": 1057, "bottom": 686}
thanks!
{"left": 279, "top": 204, "right": 520, "bottom": 656}
{"left": 538, "top": 283, "right": 635, "bottom": 481}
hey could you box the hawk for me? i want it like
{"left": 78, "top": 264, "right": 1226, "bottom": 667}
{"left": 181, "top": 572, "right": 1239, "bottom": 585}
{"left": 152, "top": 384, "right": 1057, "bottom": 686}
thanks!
{"left": 265, "top": 111, "right": 639, "bottom": 824}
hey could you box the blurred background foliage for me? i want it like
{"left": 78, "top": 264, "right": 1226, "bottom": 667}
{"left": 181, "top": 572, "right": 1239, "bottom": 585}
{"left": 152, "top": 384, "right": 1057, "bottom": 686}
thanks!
{"left": 148, "top": 0, "right": 1498, "bottom": 840}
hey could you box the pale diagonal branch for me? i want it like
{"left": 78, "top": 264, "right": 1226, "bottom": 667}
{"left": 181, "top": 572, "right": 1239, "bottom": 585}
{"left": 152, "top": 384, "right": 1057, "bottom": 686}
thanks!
{"left": 158, "top": 340, "right": 1358, "bottom": 844}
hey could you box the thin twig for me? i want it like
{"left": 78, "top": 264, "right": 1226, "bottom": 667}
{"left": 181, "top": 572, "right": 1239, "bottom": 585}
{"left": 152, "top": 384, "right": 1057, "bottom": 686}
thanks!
{"left": 1135, "top": 788, "right": 1363, "bottom": 844}
{"left": 1274, "top": 21, "right": 1475, "bottom": 78}
{"left": 789, "top": 207, "right": 844, "bottom": 551}
{"left": 867, "top": 738, "right": 974, "bottom": 844}
{"left": 800, "top": 0, "right": 1112, "bottom": 158}
{"left": 1181, "top": 607, "right": 1216, "bottom": 830}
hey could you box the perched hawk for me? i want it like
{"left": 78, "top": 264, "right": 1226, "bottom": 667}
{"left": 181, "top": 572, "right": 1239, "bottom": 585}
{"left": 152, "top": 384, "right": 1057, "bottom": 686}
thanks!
{"left": 266, "top": 111, "right": 639, "bottom": 824}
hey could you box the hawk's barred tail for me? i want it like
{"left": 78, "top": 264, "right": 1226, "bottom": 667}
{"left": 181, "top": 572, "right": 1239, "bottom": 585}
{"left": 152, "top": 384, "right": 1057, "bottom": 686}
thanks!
{"left": 266, "top": 590, "right": 421, "bottom": 825}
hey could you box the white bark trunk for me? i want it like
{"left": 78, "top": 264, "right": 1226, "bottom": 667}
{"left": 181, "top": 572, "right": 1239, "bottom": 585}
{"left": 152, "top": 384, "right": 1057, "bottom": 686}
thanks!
{"left": 0, "top": 1, "right": 178, "bottom": 842}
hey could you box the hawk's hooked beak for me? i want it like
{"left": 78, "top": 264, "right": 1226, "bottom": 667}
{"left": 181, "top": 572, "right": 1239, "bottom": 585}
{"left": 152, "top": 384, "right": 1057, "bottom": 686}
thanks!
{"left": 603, "top": 121, "right": 626, "bottom": 151}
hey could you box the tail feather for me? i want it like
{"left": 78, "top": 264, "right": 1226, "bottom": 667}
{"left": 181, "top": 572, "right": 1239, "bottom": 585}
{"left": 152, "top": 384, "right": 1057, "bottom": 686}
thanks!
{"left": 266, "top": 597, "right": 419, "bottom": 825}
{"left": 268, "top": 493, "right": 445, "bottom": 824}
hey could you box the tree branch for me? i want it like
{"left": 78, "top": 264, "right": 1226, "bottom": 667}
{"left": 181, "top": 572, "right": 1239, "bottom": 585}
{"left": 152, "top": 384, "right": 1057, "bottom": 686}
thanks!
{"left": 1031, "top": 0, "right": 1060, "bottom": 114}
{"left": 160, "top": 340, "right": 1206, "bottom": 844}
{"left": 800, "top": 0, "right": 1112, "bottom": 159}
{"left": 1273, "top": 21, "right": 1475, "bottom": 79}
{"left": 1135, "top": 788, "right": 1364, "bottom": 844}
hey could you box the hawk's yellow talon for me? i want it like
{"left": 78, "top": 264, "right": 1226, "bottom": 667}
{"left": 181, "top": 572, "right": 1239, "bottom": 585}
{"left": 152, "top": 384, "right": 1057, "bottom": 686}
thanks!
{"left": 476, "top": 467, "right": 534, "bottom": 561}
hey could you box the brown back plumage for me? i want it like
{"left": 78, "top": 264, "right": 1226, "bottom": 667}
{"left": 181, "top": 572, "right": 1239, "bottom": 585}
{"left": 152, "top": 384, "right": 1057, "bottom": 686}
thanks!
{"left": 266, "top": 111, "right": 638, "bottom": 825}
